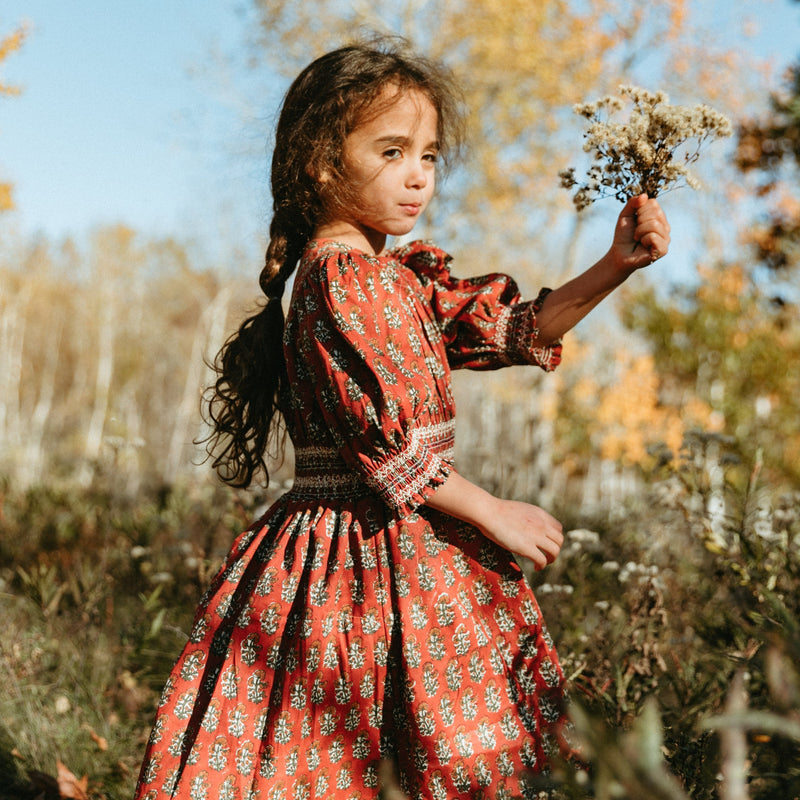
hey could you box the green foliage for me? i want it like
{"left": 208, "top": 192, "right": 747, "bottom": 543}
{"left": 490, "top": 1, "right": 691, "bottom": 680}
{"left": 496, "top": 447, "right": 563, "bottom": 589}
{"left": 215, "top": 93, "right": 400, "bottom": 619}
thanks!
{"left": 533, "top": 431, "right": 800, "bottom": 799}
{"left": 620, "top": 260, "right": 800, "bottom": 487}
{"left": 0, "top": 479, "right": 269, "bottom": 799}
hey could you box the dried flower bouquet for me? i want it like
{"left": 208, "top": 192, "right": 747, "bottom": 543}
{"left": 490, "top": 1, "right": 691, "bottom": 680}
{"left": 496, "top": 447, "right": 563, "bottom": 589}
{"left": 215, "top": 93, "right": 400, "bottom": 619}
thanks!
{"left": 560, "top": 86, "right": 732, "bottom": 211}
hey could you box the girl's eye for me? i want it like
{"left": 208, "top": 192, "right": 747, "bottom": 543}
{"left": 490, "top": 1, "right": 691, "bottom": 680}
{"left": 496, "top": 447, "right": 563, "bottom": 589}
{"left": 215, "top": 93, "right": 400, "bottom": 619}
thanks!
{"left": 423, "top": 152, "right": 439, "bottom": 163}
{"left": 383, "top": 148, "right": 402, "bottom": 160}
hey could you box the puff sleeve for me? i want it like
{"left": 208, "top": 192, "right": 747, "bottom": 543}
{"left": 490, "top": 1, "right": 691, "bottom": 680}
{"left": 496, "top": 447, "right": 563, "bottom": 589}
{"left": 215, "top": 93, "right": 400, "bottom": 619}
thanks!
{"left": 288, "top": 246, "right": 453, "bottom": 517}
{"left": 393, "top": 240, "right": 562, "bottom": 372}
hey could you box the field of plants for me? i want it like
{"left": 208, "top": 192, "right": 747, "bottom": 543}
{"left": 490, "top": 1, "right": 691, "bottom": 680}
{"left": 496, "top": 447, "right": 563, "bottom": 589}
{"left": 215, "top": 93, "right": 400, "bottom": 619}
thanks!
{"left": 1, "top": 431, "right": 799, "bottom": 799}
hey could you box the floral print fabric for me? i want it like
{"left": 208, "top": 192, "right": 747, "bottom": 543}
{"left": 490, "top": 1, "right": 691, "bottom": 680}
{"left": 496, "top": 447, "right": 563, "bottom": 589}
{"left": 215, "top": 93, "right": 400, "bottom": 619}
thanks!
{"left": 134, "top": 240, "right": 566, "bottom": 800}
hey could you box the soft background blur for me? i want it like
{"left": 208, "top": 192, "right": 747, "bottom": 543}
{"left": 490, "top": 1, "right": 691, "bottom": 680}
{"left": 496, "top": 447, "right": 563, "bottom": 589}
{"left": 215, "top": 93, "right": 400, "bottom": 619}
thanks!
{"left": 1, "top": 2, "right": 800, "bottom": 798}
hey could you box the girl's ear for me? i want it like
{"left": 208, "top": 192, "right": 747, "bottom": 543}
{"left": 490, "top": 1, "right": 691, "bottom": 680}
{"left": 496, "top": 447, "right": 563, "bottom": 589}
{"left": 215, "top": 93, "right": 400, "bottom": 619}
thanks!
{"left": 306, "top": 162, "right": 331, "bottom": 184}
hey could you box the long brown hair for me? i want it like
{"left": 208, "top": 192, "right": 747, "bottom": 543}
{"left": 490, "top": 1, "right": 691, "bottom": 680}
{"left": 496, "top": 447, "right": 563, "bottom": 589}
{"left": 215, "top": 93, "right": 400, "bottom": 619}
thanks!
{"left": 201, "top": 37, "right": 464, "bottom": 488}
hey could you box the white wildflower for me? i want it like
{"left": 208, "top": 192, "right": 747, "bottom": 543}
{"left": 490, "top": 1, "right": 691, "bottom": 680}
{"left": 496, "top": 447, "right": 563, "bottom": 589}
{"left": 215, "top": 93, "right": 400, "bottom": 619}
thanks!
{"left": 562, "top": 85, "right": 731, "bottom": 209}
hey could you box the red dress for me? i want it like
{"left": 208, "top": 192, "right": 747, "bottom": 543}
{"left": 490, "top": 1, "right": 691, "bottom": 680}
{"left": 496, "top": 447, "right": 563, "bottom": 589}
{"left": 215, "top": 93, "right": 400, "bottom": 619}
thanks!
{"left": 134, "top": 240, "right": 566, "bottom": 800}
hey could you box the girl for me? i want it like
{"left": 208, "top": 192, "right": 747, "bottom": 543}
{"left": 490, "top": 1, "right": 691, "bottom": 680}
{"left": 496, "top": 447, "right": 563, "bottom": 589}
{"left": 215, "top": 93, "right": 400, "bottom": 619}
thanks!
{"left": 135, "top": 39, "right": 670, "bottom": 800}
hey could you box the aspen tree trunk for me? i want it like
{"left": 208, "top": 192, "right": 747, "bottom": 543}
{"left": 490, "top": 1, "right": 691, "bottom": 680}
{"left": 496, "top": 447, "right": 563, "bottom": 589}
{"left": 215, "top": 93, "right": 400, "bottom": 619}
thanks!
{"left": 79, "top": 300, "right": 114, "bottom": 486}
{"left": 165, "top": 287, "right": 230, "bottom": 483}
{"left": 0, "top": 287, "right": 30, "bottom": 458}
{"left": 19, "top": 316, "right": 63, "bottom": 487}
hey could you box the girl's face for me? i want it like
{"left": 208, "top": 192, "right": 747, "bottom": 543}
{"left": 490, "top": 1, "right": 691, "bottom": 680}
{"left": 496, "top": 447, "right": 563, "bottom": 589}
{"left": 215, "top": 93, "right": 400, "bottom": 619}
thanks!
{"left": 315, "top": 87, "right": 439, "bottom": 255}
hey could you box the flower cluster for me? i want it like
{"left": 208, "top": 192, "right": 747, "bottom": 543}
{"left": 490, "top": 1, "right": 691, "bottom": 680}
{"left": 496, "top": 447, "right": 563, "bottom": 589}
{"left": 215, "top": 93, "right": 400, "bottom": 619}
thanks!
{"left": 560, "top": 85, "right": 732, "bottom": 210}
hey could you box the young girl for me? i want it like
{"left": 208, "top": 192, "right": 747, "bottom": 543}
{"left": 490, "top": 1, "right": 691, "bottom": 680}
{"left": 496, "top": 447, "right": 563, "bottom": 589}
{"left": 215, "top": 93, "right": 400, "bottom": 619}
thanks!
{"left": 135, "top": 39, "right": 670, "bottom": 800}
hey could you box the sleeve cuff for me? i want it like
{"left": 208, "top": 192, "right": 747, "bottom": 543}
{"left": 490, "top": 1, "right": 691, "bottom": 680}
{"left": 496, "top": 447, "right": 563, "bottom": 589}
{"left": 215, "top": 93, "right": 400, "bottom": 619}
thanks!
{"left": 360, "top": 422, "right": 454, "bottom": 517}
{"left": 496, "top": 289, "right": 563, "bottom": 371}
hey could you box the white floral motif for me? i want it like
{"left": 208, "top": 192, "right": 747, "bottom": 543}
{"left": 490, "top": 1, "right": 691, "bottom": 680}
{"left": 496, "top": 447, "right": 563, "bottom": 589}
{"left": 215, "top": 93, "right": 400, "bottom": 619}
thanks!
{"left": 445, "top": 659, "right": 462, "bottom": 692}
{"left": 180, "top": 650, "right": 205, "bottom": 682}
{"left": 345, "top": 705, "right": 360, "bottom": 731}
{"left": 281, "top": 573, "right": 300, "bottom": 603}
{"left": 314, "top": 772, "right": 329, "bottom": 796}
{"left": 158, "top": 676, "right": 176, "bottom": 708}
{"left": 189, "top": 772, "right": 209, "bottom": 800}
{"left": 500, "top": 709, "right": 521, "bottom": 741}
{"left": 334, "top": 676, "right": 352, "bottom": 705}
{"left": 394, "top": 566, "right": 411, "bottom": 597}
{"left": 240, "top": 633, "right": 262, "bottom": 666}
{"left": 265, "top": 642, "right": 283, "bottom": 669}
{"left": 435, "top": 594, "right": 456, "bottom": 627}
{"left": 473, "top": 578, "right": 493, "bottom": 606}
{"left": 311, "top": 676, "right": 326, "bottom": 705}
{"left": 306, "top": 643, "right": 321, "bottom": 672}
{"left": 438, "top": 694, "right": 456, "bottom": 727}
{"left": 309, "top": 579, "right": 329, "bottom": 606}
{"left": 173, "top": 690, "right": 195, "bottom": 720}
{"left": 404, "top": 638, "right": 422, "bottom": 669}
{"left": 201, "top": 701, "right": 220, "bottom": 733}
{"left": 460, "top": 689, "right": 478, "bottom": 720}
{"left": 415, "top": 705, "right": 436, "bottom": 736}
{"left": 431, "top": 772, "right": 449, "bottom": 800}
{"left": 360, "top": 669, "right": 376, "bottom": 699}
{"left": 485, "top": 681, "right": 503, "bottom": 713}
{"left": 477, "top": 720, "right": 497, "bottom": 749}
{"left": 320, "top": 707, "right": 340, "bottom": 736}
{"left": 289, "top": 681, "right": 307, "bottom": 709}
{"left": 335, "top": 764, "right": 352, "bottom": 791}
{"left": 167, "top": 731, "right": 185, "bottom": 758}
{"left": 353, "top": 731, "right": 372, "bottom": 759}
{"left": 235, "top": 741, "right": 255, "bottom": 776}
{"left": 416, "top": 561, "right": 437, "bottom": 592}
{"left": 274, "top": 712, "right": 293, "bottom": 744}
{"left": 260, "top": 603, "right": 281, "bottom": 636}
{"left": 453, "top": 624, "right": 471, "bottom": 655}
{"left": 207, "top": 737, "right": 228, "bottom": 771}
{"left": 220, "top": 666, "right": 239, "bottom": 699}
{"left": 227, "top": 704, "right": 247, "bottom": 738}
{"left": 347, "top": 639, "right": 366, "bottom": 669}
{"left": 427, "top": 629, "right": 446, "bottom": 661}
{"left": 189, "top": 615, "right": 210, "bottom": 643}
{"left": 422, "top": 663, "right": 439, "bottom": 696}
{"left": 454, "top": 729, "right": 473, "bottom": 757}
{"left": 285, "top": 746, "right": 299, "bottom": 775}
{"left": 306, "top": 743, "right": 320, "bottom": 771}
{"left": 521, "top": 597, "right": 540, "bottom": 626}
{"left": 328, "top": 736, "right": 345, "bottom": 763}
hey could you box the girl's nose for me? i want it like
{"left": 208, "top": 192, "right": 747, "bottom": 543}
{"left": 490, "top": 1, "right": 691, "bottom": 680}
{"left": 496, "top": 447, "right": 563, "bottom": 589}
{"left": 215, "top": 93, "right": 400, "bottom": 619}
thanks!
{"left": 406, "top": 160, "right": 428, "bottom": 189}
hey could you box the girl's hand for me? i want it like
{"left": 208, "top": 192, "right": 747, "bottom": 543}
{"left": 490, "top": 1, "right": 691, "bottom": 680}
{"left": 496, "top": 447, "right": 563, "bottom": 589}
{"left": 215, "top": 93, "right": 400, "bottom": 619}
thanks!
{"left": 477, "top": 498, "right": 563, "bottom": 570}
{"left": 610, "top": 194, "right": 671, "bottom": 274}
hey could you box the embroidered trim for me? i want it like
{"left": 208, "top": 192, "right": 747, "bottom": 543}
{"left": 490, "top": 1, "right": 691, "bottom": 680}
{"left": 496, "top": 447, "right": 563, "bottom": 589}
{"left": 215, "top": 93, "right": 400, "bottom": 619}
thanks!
{"left": 499, "top": 289, "right": 562, "bottom": 371}
{"left": 366, "top": 419, "right": 455, "bottom": 510}
{"left": 290, "top": 419, "right": 455, "bottom": 508}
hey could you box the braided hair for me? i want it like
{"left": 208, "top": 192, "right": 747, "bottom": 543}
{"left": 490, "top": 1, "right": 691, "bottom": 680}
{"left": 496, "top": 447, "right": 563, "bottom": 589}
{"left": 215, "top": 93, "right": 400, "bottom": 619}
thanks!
{"left": 201, "top": 36, "right": 464, "bottom": 488}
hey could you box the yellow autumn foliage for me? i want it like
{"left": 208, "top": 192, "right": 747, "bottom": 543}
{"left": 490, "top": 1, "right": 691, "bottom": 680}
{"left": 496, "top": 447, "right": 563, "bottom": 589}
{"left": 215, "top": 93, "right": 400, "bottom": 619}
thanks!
{"left": 589, "top": 352, "right": 714, "bottom": 465}
{"left": 0, "top": 22, "right": 26, "bottom": 96}
{"left": 0, "top": 22, "right": 26, "bottom": 213}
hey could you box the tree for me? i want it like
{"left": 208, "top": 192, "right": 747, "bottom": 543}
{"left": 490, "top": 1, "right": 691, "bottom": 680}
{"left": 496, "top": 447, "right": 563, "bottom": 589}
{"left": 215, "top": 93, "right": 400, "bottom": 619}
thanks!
{"left": 616, "top": 3, "right": 800, "bottom": 488}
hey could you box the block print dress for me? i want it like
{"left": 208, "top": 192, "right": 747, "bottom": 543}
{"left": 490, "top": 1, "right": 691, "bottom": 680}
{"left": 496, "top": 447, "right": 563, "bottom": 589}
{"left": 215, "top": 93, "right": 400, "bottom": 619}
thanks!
{"left": 134, "top": 239, "right": 567, "bottom": 800}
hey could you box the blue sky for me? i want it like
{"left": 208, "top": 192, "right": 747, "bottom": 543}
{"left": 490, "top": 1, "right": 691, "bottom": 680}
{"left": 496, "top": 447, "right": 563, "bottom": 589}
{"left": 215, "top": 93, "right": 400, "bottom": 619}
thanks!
{"left": 1, "top": 1, "right": 279, "bottom": 260}
{"left": 2, "top": 1, "right": 800, "bottom": 266}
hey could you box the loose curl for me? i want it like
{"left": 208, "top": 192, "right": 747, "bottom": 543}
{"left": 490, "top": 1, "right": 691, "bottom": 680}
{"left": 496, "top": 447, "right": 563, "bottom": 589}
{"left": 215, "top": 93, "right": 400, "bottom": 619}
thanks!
{"left": 201, "top": 36, "right": 465, "bottom": 488}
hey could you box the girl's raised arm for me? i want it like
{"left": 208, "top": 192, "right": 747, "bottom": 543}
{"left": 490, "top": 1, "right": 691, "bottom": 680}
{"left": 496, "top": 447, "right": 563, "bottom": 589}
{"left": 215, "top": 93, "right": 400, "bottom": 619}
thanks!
{"left": 533, "top": 194, "right": 670, "bottom": 346}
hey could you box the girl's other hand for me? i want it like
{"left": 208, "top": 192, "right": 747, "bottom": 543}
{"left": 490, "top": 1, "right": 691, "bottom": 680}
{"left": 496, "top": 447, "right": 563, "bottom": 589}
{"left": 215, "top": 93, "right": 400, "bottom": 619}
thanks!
{"left": 610, "top": 194, "right": 671, "bottom": 274}
{"left": 478, "top": 499, "right": 563, "bottom": 570}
